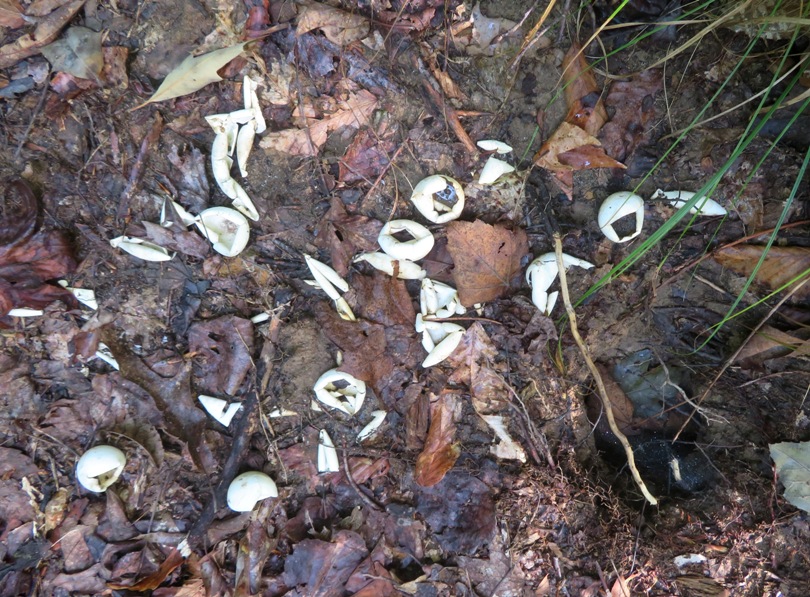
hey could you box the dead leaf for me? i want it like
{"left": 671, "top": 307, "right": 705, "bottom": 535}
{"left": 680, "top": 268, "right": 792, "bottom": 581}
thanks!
{"left": 187, "top": 315, "right": 255, "bottom": 396}
{"left": 414, "top": 391, "right": 463, "bottom": 487}
{"left": 350, "top": 272, "right": 416, "bottom": 328}
{"left": 610, "top": 574, "right": 631, "bottom": 597}
{"left": 338, "top": 125, "right": 396, "bottom": 185}
{"left": 534, "top": 122, "right": 625, "bottom": 173}
{"left": 446, "top": 322, "right": 507, "bottom": 413}
{"left": 599, "top": 70, "right": 663, "bottom": 162}
{"left": 0, "top": 0, "right": 26, "bottom": 28}
{"left": 562, "top": 43, "right": 608, "bottom": 136}
{"left": 296, "top": 0, "right": 370, "bottom": 46}
{"left": 446, "top": 220, "right": 528, "bottom": 306}
{"left": 734, "top": 324, "right": 810, "bottom": 366}
{"left": 132, "top": 42, "right": 250, "bottom": 110}
{"left": 713, "top": 245, "right": 810, "bottom": 299}
{"left": 108, "top": 548, "right": 185, "bottom": 590}
{"left": 40, "top": 26, "right": 102, "bottom": 81}
{"left": 0, "top": 0, "right": 85, "bottom": 69}
{"left": 314, "top": 197, "right": 383, "bottom": 275}
{"left": 281, "top": 530, "right": 369, "bottom": 594}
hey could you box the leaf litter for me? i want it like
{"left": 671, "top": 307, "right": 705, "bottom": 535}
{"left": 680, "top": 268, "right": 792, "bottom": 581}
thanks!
{"left": 2, "top": 1, "right": 810, "bottom": 595}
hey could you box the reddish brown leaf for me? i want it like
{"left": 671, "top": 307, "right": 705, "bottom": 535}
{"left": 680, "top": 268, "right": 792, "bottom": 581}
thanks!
{"left": 558, "top": 144, "right": 627, "bottom": 170}
{"left": 0, "top": 0, "right": 26, "bottom": 29}
{"left": 350, "top": 272, "right": 416, "bottom": 328}
{"left": 595, "top": 363, "right": 636, "bottom": 434}
{"left": 713, "top": 245, "right": 810, "bottom": 299}
{"left": 446, "top": 220, "right": 528, "bottom": 306}
{"left": 599, "top": 69, "right": 663, "bottom": 161}
{"left": 187, "top": 315, "right": 254, "bottom": 396}
{"left": 414, "top": 391, "right": 463, "bottom": 487}
{"left": 281, "top": 530, "right": 369, "bottom": 593}
{"left": 534, "top": 121, "right": 625, "bottom": 173}
{"left": 108, "top": 549, "right": 185, "bottom": 591}
{"left": 338, "top": 126, "right": 395, "bottom": 184}
{"left": 562, "top": 43, "right": 608, "bottom": 136}
{"left": 0, "top": 0, "right": 85, "bottom": 69}
{"left": 734, "top": 325, "right": 810, "bottom": 367}
{"left": 314, "top": 197, "right": 383, "bottom": 275}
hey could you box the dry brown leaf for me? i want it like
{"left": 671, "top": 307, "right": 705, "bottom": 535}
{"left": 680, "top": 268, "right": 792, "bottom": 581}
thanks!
{"left": 734, "top": 324, "right": 810, "bottom": 365}
{"left": 40, "top": 26, "right": 102, "bottom": 81}
{"left": 0, "top": 0, "right": 84, "bottom": 69}
{"left": 446, "top": 220, "right": 528, "bottom": 306}
{"left": 131, "top": 42, "right": 250, "bottom": 110}
{"left": 562, "top": 43, "right": 607, "bottom": 136}
{"left": 713, "top": 245, "right": 810, "bottom": 299}
{"left": 599, "top": 69, "right": 663, "bottom": 161}
{"left": 446, "top": 322, "right": 509, "bottom": 414}
{"left": 296, "top": 0, "right": 370, "bottom": 46}
{"left": 595, "top": 364, "right": 636, "bottom": 434}
{"left": 314, "top": 197, "right": 384, "bottom": 275}
{"left": 108, "top": 548, "right": 185, "bottom": 591}
{"left": 534, "top": 122, "right": 625, "bottom": 172}
{"left": 414, "top": 391, "right": 463, "bottom": 487}
{"left": 0, "top": 0, "right": 26, "bottom": 28}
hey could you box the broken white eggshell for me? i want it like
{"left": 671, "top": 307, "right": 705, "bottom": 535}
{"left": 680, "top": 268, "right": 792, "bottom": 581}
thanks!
{"left": 423, "top": 328, "right": 464, "bottom": 368}
{"left": 318, "top": 429, "right": 340, "bottom": 473}
{"left": 243, "top": 75, "right": 266, "bottom": 134}
{"left": 598, "top": 192, "right": 645, "bottom": 243}
{"left": 304, "top": 255, "right": 356, "bottom": 321}
{"left": 480, "top": 414, "right": 527, "bottom": 462}
{"left": 652, "top": 189, "right": 727, "bottom": 216}
{"left": 313, "top": 369, "right": 366, "bottom": 416}
{"left": 476, "top": 139, "right": 513, "bottom": 154}
{"left": 94, "top": 342, "right": 120, "bottom": 370}
{"left": 410, "top": 175, "right": 465, "bottom": 224}
{"left": 236, "top": 120, "right": 257, "bottom": 178}
{"left": 478, "top": 156, "right": 515, "bottom": 185}
{"left": 226, "top": 471, "right": 278, "bottom": 512}
{"left": 195, "top": 206, "right": 250, "bottom": 257}
{"left": 268, "top": 407, "right": 298, "bottom": 418}
{"left": 420, "top": 279, "right": 465, "bottom": 319}
{"left": 7, "top": 308, "right": 44, "bottom": 317}
{"left": 58, "top": 281, "right": 98, "bottom": 310}
{"left": 357, "top": 410, "right": 386, "bottom": 442}
{"left": 354, "top": 252, "right": 426, "bottom": 279}
{"left": 378, "top": 219, "right": 435, "bottom": 261}
{"left": 110, "top": 236, "right": 173, "bottom": 262}
{"left": 198, "top": 395, "right": 242, "bottom": 427}
{"left": 160, "top": 199, "right": 197, "bottom": 228}
{"left": 76, "top": 445, "right": 126, "bottom": 493}
{"left": 525, "top": 253, "right": 594, "bottom": 315}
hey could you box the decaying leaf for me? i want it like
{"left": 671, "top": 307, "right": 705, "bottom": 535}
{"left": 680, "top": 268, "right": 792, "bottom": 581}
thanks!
{"left": 132, "top": 41, "right": 250, "bottom": 110}
{"left": 734, "top": 324, "right": 810, "bottom": 366}
{"left": 713, "top": 245, "right": 810, "bottom": 299}
{"left": 188, "top": 315, "right": 255, "bottom": 396}
{"left": 415, "top": 391, "right": 463, "bottom": 487}
{"left": 534, "top": 122, "right": 625, "bottom": 173}
{"left": 314, "top": 197, "right": 383, "bottom": 275}
{"left": 296, "top": 0, "right": 370, "bottom": 46}
{"left": 107, "top": 548, "right": 185, "bottom": 591}
{"left": 562, "top": 43, "right": 608, "bottom": 136}
{"left": 599, "top": 69, "right": 663, "bottom": 162}
{"left": 0, "top": 0, "right": 85, "bottom": 69}
{"left": 0, "top": 0, "right": 27, "bottom": 29}
{"left": 770, "top": 441, "right": 810, "bottom": 512}
{"left": 40, "top": 26, "right": 103, "bottom": 81}
{"left": 446, "top": 220, "right": 528, "bottom": 306}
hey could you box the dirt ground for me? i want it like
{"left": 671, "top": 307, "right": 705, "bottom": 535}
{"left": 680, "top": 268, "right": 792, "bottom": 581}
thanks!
{"left": 1, "top": 0, "right": 809, "bottom": 595}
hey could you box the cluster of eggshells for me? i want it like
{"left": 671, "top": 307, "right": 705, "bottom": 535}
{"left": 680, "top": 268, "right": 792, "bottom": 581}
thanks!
{"left": 110, "top": 76, "right": 264, "bottom": 262}
{"left": 525, "top": 189, "right": 727, "bottom": 315}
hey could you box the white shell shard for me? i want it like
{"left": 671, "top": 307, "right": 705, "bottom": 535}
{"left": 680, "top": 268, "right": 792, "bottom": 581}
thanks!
{"left": 410, "top": 175, "right": 465, "bottom": 224}
{"left": 420, "top": 279, "right": 465, "bottom": 318}
{"left": 598, "top": 192, "right": 645, "bottom": 243}
{"left": 318, "top": 429, "right": 340, "bottom": 473}
{"left": 314, "top": 369, "right": 366, "bottom": 416}
{"left": 7, "top": 308, "right": 44, "bottom": 317}
{"left": 653, "top": 189, "right": 727, "bottom": 216}
{"left": 212, "top": 132, "right": 235, "bottom": 190}
{"left": 353, "top": 252, "right": 426, "bottom": 279}
{"left": 195, "top": 206, "right": 250, "bottom": 257}
{"left": 268, "top": 407, "right": 298, "bottom": 417}
{"left": 250, "top": 312, "right": 270, "bottom": 323}
{"left": 95, "top": 342, "right": 120, "bottom": 370}
{"left": 57, "top": 281, "right": 98, "bottom": 310}
{"left": 476, "top": 139, "right": 513, "bottom": 154}
{"left": 227, "top": 471, "right": 278, "bottom": 512}
{"left": 378, "top": 219, "right": 435, "bottom": 261}
{"left": 205, "top": 113, "right": 239, "bottom": 140}
{"left": 110, "top": 236, "right": 173, "bottom": 262}
{"left": 243, "top": 75, "right": 266, "bottom": 134}
{"left": 160, "top": 199, "right": 197, "bottom": 228}
{"left": 76, "top": 445, "right": 126, "bottom": 493}
{"left": 334, "top": 297, "right": 356, "bottom": 322}
{"left": 478, "top": 156, "right": 515, "bottom": 185}
{"left": 305, "top": 255, "right": 349, "bottom": 298}
{"left": 357, "top": 410, "right": 387, "bottom": 442}
{"left": 480, "top": 414, "right": 527, "bottom": 462}
{"left": 525, "top": 253, "right": 594, "bottom": 314}
{"left": 231, "top": 183, "right": 259, "bottom": 221}
{"left": 422, "top": 329, "right": 464, "bottom": 367}
{"left": 198, "top": 395, "right": 242, "bottom": 427}
{"left": 236, "top": 120, "right": 257, "bottom": 178}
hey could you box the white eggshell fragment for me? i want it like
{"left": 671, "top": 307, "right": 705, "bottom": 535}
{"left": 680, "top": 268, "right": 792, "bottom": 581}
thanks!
{"left": 652, "top": 189, "right": 727, "bottom": 216}
{"left": 525, "top": 253, "right": 594, "bottom": 315}
{"left": 480, "top": 414, "right": 527, "bottom": 462}
{"left": 476, "top": 139, "right": 513, "bottom": 154}
{"left": 353, "top": 252, "right": 426, "bottom": 279}
{"left": 314, "top": 369, "right": 366, "bottom": 416}
{"left": 305, "top": 255, "right": 349, "bottom": 298}
{"left": 378, "top": 219, "right": 435, "bottom": 261}
{"left": 318, "top": 430, "right": 340, "bottom": 473}
{"left": 598, "top": 192, "right": 645, "bottom": 243}
{"left": 357, "top": 410, "right": 387, "bottom": 442}
{"left": 7, "top": 308, "right": 44, "bottom": 317}
{"left": 160, "top": 199, "right": 197, "bottom": 228}
{"left": 410, "top": 175, "right": 465, "bottom": 224}
{"left": 478, "top": 156, "right": 515, "bottom": 184}
{"left": 110, "top": 236, "right": 173, "bottom": 262}
{"left": 420, "top": 279, "right": 465, "bottom": 319}
{"left": 226, "top": 471, "right": 278, "bottom": 512}
{"left": 236, "top": 120, "right": 257, "bottom": 178}
{"left": 198, "top": 395, "right": 242, "bottom": 427}
{"left": 195, "top": 207, "right": 250, "bottom": 257}
{"left": 76, "top": 445, "right": 126, "bottom": 493}
{"left": 422, "top": 328, "right": 464, "bottom": 367}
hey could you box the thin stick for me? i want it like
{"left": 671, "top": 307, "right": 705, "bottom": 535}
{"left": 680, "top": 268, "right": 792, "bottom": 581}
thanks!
{"left": 553, "top": 232, "right": 658, "bottom": 505}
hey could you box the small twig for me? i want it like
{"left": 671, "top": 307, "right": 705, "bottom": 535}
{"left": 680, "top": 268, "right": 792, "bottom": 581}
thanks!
{"left": 340, "top": 441, "right": 383, "bottom": 511}
{"left": 117, "top": 112, "right": 163, "bottom": 219}
{"left": 554, "top": 232, "right": 658, "bottom": 506}
{"left": 420, "top": 77, "right": 477, "bottom": 154}
{"left": 14, "top": 74, "right": 51, "bottom": 160}
{"left": 673, "top": 276, "right": 810, "bottom": 441}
